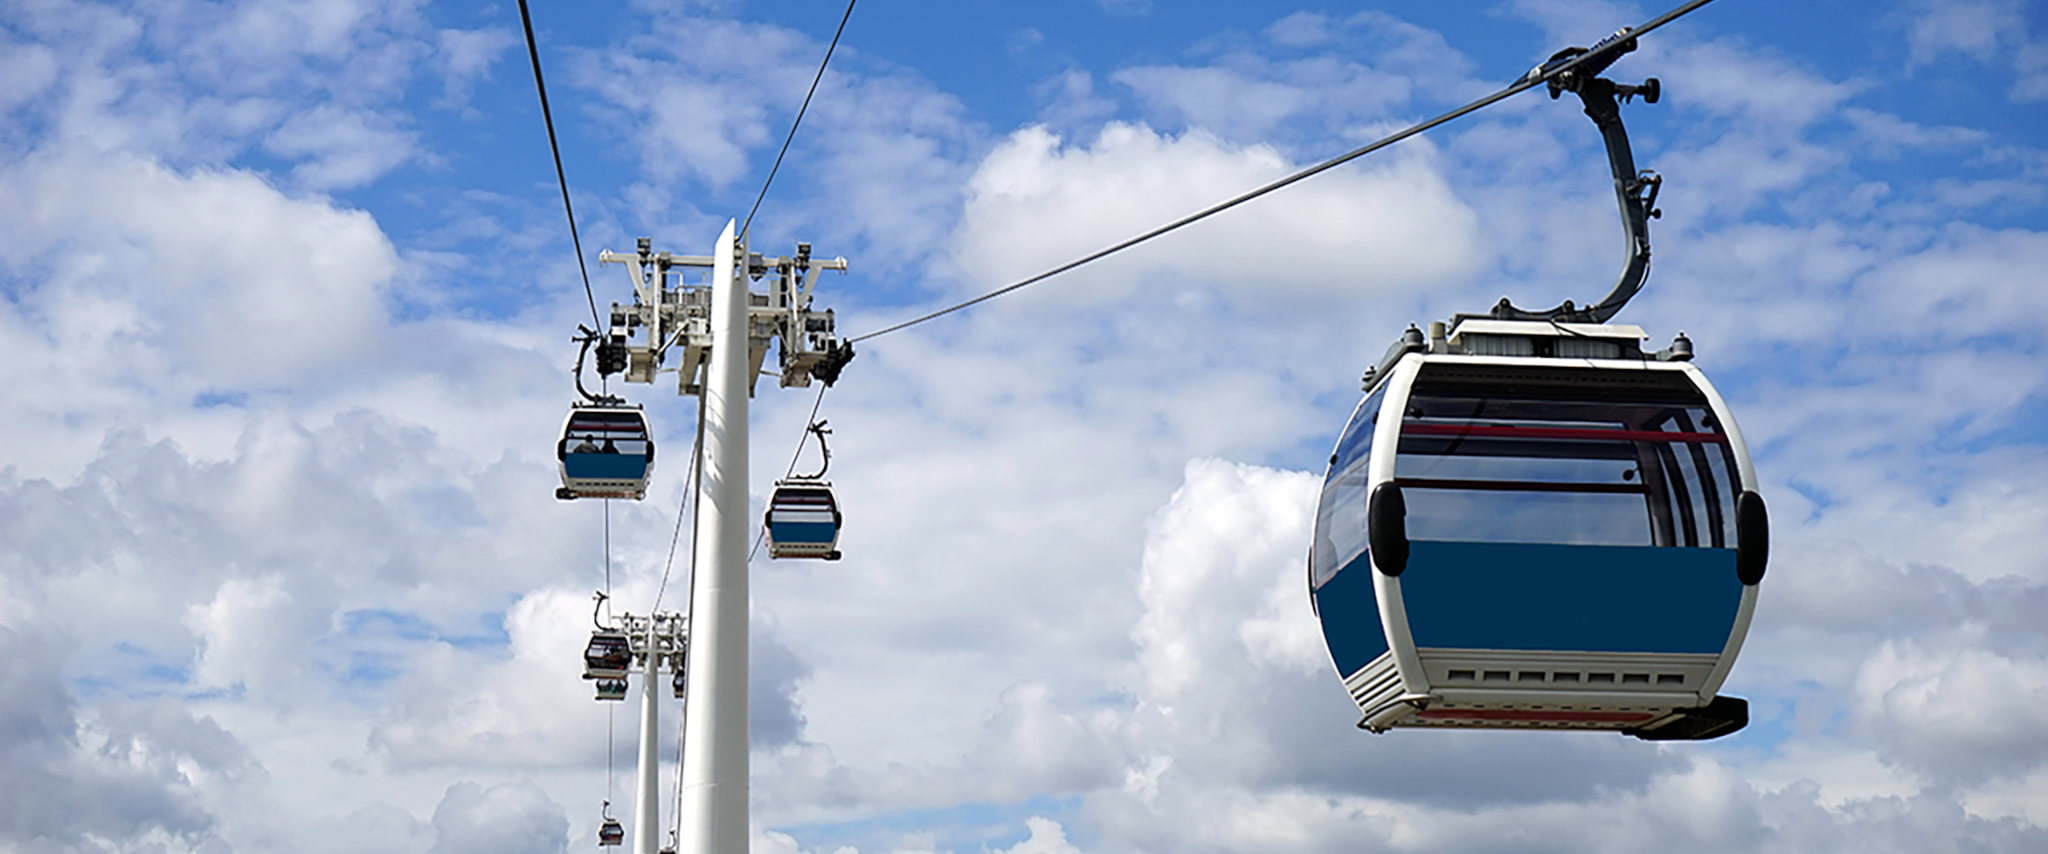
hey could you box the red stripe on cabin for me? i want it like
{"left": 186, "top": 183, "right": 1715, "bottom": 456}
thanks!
{"left": 1402, "top": 423, "right": 1726, "bottom": 443}
{"left": 1394, "top": 478, "right": 1648, "bottom": 494}
{"left": 1414, "top": 708, "right": 1657, "bottom": 723}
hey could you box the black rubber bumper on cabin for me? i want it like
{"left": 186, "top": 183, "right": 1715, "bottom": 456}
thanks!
{"left": 1627, "top": 695, "right": 1749, "bottom": 741}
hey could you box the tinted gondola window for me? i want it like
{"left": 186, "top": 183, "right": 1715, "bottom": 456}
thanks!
{"left": 1313, "top": 386, "right": 1387, "bottom": 588}
{"left": 562, "top": 410, "right": 651, "bottom": 459}
{"left": 1396, "top": 367, "right": 1736, "bottom": 548}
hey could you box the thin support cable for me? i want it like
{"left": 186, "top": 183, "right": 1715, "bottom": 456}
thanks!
{"left": 669, "top": 661, "right": 688, "bottom": 841}
{"left": 784, "top": 383, "right": 831, "bottom": 478}
{"left": 653, "top": 394, "right": 709, "bottom": 613}
{"left": 514, "top": 0, "right": 603, "bottom": 329}
{"left": 742, "top": 0, "right": 859, "bottom": 239}
{"left": 673, "top": 397, "right": 710, "bottom": 843}
{"left": 847, "top": 0, "right": 1718, "bottom": 344}
{"left": 748, "top": 383, "right": 830, "bottom": 562}
{"left": 603, "top": 499, "right": 613, "bottom": 620}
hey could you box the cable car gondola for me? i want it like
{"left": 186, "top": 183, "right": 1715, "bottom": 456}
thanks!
{"left": 584, "top": 629, "right": 632, "bottom": 680}
{"left": 597, "top": 802, "right": 624, "bottom": 847}
{"left": 1309, "top": 36, "right": 1765, "bottom": 741}
{"left": 765, "top": 482, "right": 841, "bottom": 560}
{"left": 765, "top": 421, "right": 843, "bottom": 560}
{"left": 558, "top": 404, "right": 655, "bottom": 501}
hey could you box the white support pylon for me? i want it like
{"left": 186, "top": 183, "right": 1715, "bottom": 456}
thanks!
{"left": 634, "top": 620, "right": 661, "bottom": 854}
{"left": 679, "top": 220, "right": 751, "bottom": 854}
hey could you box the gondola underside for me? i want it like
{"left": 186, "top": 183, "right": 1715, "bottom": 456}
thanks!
{"left": 1316, "top": 539, "right": 1751, "bottom": 740}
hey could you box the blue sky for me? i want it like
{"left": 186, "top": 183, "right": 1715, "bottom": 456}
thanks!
{"left": 2, "top": 0, "right": 2046, "bottom": 852}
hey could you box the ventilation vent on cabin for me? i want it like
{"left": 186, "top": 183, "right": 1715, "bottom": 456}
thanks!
{"left": 1460, "top": 334, "right": 1534, "bottom": 357}
{"left": 1444, "top": 669, "right": 1688, "bottom": 687}
{"left": 1555, "top": 337, "right": 1625, "bottom": 359}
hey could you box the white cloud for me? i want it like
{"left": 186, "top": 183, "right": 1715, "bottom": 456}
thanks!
{"left": 188, "top": 574, "right": 316, "bottom": 695}
{"left": 435, "top": 26, "right": 517, "bottom": 110}
{"left": 577, "top": 16, "right": 815, "bottom": 190}
{"left": 0, "top": 626, "right": 225, "bottom": 852}
{"left": 949, "top": 122, "right": 1483, "bottom": 308}
{"left": 427, "top": 780, "right": 570, "bottom": 854}
{"left": 1113, "top": 66, "right": 1319, "bottom": 142}
{"left": 994, "top": 817, "right": 1084, "bottom": 854}
{"left": 264, "top": 103, "right": 419, "bottom": 189}
{"left": 1841, "top": 107, "right": 1988, "bottom": 158}
{"left": 0, "top": 146, "right": 397, "bottom": 383}
{"left": 1902, "top": 0, "right": 2012, "bottom": 66}
{"left": 1266, "top": 12, "right": 1334, "bottom": 49}
{"left": 1855, "top": 634, "right": 2048, "bottom": 784}
{"left": 1889, "top": 0, "right": 2048, "bottom": 103}
{"left": 1133, "top": 459, "right": 1321, "bottom": 702}
{"left": 0, "top": 36, "right": 59, "bottom": 115}
{"left": 1111, "top": 12, "right": 1480, "bottom": 148}
{"left": 1094, "top": 0, "right": 1152, "bottom": 18}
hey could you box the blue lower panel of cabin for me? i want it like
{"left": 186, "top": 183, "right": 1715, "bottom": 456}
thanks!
{"left": 770, "top": 521, "right": 838, "bottom": 546}
{"left": 565, "top": 454, "right": 651, "bottom": 480}
{"left": 1402, "top": 540, "right": 1741, "bottom": 654}
{"left": 1313, "top": 554, "right": 1387, "bottom": 677}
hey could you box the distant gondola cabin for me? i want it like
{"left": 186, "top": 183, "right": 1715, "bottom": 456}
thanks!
{"left": 558, "top": 405, "right": 654, "bottom": 501}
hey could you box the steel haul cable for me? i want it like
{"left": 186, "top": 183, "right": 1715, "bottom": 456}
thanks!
{"left": 777, "top": 0, "right": 1716, "bottom": 474}
{"left": 653, "top": 393, "right": 708, "bottom": 614}
{"left": 744, "top": 0, "right": 860, "bottom": 239}
{"left": 514, "top": 0, "right": 603, "bottom": 330}
{"left": 748, "top": 383, "right": 831, "bottom": 562}
{"left": 847, "top": 0, "right": 1718, "bottom": 345}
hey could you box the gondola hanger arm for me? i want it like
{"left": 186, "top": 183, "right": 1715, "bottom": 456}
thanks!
{"left": 847, "top": 0, "right": 1721, "bottom": 344}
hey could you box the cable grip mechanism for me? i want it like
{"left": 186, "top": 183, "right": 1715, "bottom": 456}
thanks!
{"left": 1482, "top": 32, "right": 1667, "bottom": 325}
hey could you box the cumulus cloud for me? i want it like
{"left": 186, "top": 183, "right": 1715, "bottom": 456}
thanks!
{"left": 0, "top": 146, "right": 398, "bottom": 422}
{"left": 264, "top": 104, "right": 419, "bottom": 189}
{"left": 429, "top": 780, "right": 570, "bottom": 854}
{"left": 435, "top": 25, "right": 517, "bottom": 110}
{"left": 949, "top": 122, "right": 1483, "bottom": 307}
{"left": 1888, "top": 0, "right": 2048, "bottom": 101}
{"left": 0, "top": 626, "right": 226, "bottom": 852}
{"left": 1855, "top": 636, "right": 2048, "bottom": 784}
{"left": 577, "top": 13, "right": 979, "bottom": 273}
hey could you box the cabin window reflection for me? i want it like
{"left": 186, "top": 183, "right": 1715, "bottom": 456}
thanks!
{"left": 1394, "top": 387, "right": 1737, "bottom": 549}
{"left": 1313, "top": 387, "right": 1385, "bottom": 588}
{"left": 562, "top": 412, "right": 651, "bottom": 459}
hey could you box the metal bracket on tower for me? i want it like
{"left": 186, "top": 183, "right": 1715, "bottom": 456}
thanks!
{"left": 596, "top": 235, "right": 852, "bottom": 398}
{"left": 583, "top": 609, "right": 689, "bottom": 854}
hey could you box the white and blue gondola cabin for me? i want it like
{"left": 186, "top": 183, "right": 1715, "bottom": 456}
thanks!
{"left": 557, "top": 405, "right": 654, "bottom": 501}
{"left": 764, "top": 480, "right": 841, "bottom": 560}
{"left": 1311, "top": 320, "right": 1766, "bottom": 740}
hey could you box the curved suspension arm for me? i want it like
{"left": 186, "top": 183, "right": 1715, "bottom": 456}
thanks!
{"left": 1484, "top": 33, "right": 1665, "bottom": 324}
{"left": 796, "top": 421, "right": 832, "bottom": 481}
{"left": 572, "top": 326, "right": 625, "bottom": 406}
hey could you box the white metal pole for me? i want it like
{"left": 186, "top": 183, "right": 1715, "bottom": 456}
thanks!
{"left": 680, "top": 220, "right": 750, "bottom": 854}
{"left": 633, "top": 619, "right": 661, "bottom": 854}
